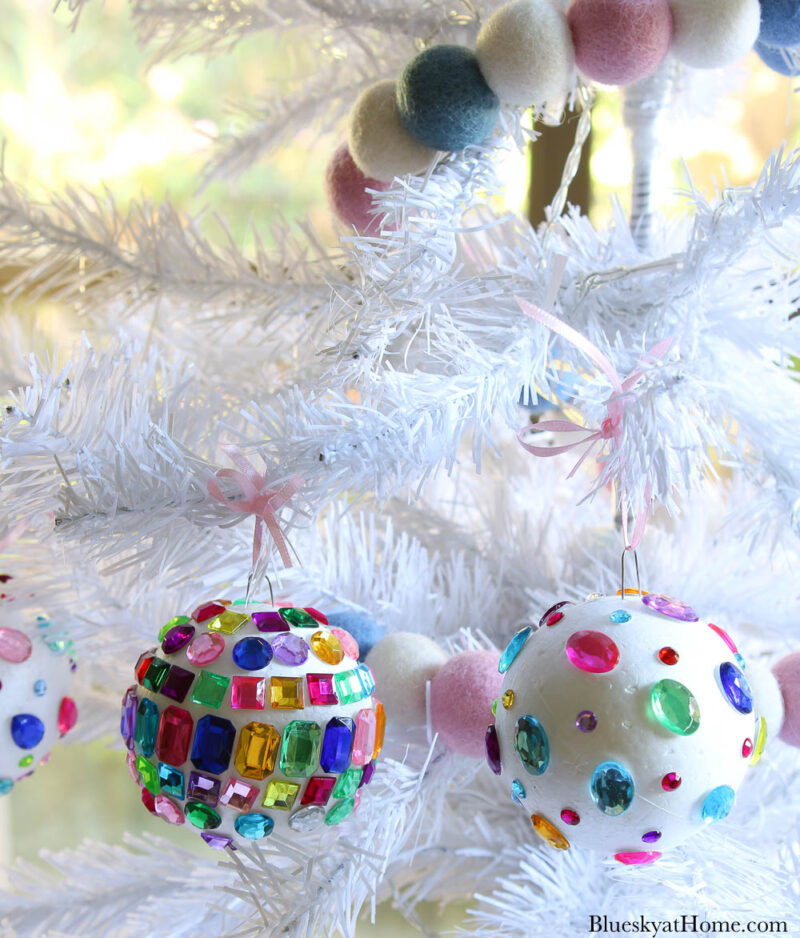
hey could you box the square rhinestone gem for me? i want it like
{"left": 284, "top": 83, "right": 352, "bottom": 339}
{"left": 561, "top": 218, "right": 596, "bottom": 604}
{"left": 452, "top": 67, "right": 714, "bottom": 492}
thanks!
{"left": 136, "top": 755, "right": 160, "bottom": 794}
{"left": 142, "top": 658, "right": 170, "bottom": 692}
{"left": 157, "top": 762, "right": 185, "bottom": 799}
{"left": 220, "top": 777, "right": 260, "bottom": 811}
{"left": 306, "top": 673, "right": 338, "bottom": 705}
{"left": 190, "top": 671, "right": 230, "bottom": 709}
{"left": 234, "top": 721, "right": 279, "bottom": 780}
{"left": 262, "top": 779, "right": 301, "bottom": 810}
{"left": 206, "top": 610, "right": 250, "bottom": 635}
{"left": 160, "top": 665, "right": 195, "bottom": 702}
{"left": 334, "top": 669, "right": 363, "bottom": 705}
{"left": 270, "top": 675, "right": 304, "bottom": 709}
{"left": 187, "top": 770, "right": 221, "bottom": 806}
{"left": 301, "top": 776, "right": 335, "bottom": 806}
{"left": 231, "top": 676, "right": 266, "bottom": 710}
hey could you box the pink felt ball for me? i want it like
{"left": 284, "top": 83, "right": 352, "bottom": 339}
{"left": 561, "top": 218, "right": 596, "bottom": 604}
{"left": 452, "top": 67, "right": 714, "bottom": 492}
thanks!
{"left": 566, "top": 0, "right": 673, "bottom": 86}
{"left": 773, "top": 651, "right": 800, "bottom": 747}
{"left": 325, "top": 143, "right": 393, "bottom": 235}
{"left": 430, "top": 649, "right": 504, "bottom": 758}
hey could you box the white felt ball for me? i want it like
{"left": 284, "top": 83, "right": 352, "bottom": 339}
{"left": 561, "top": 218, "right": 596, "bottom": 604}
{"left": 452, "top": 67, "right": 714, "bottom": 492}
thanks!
{"left": 492, "top": 594, "right": 759, "bottom": 863}
{"left": 0, "top": 599, "right": 77, "bottom": 793}
{"left": 125, "top": 600, "right": 383, "bottom": 845}
{"left": 668, "top": 0, "right": 761, "bottom": 69}
{"left": 348, "top": 80, "right": 439, "bottom": 183}
{"left": 476, "top": 0, "right": 576, "bottom": 106}
{"left": 366, "top": 631, "right": 447, "bottom": 728}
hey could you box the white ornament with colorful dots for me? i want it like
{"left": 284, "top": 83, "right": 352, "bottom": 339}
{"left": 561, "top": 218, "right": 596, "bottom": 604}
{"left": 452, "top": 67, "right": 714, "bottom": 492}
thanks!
{"left": 0, "top": 577, "right": 78, "bottom": 794}
{"left": 489, "top": 592, "right": 761, "bottom": 864}
{"left": 123, "top": 599, "right": 384, "bottom": 847}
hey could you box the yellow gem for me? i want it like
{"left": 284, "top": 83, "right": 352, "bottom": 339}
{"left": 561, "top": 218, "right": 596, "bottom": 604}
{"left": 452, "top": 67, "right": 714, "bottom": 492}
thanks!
{"left": 751, "top": 716, "right": 768, "bottom": 766}
{"left": 310, "top": 630, "right": 344, "bottom": 665}
{"left": 502, "top": 689, "right": 515, "bottom": 710}
{"left": 531, "top": 814, "right": 570, "bottom": 851}
{"left": 234, "top": 722, "right": 279, "bottom": 779}
{"left": 206, "top": 610, "right": 250, "bottom": 635}
{"left": 372, "top": 701, "right": 386, "bottom": 760}
{"left": 262, "top": 779, "right": 300, "bottom": 810}
{"left": 270, "top": 675, "right": 304, "bottom": 709}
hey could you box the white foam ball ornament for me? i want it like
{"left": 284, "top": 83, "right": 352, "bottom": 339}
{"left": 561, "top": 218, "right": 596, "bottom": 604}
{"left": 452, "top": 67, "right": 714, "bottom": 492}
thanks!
{"left": 0, "top": 581, "right": 78, "bottom": 794}
{"left": 490, "top": 593, "right": 762, "bottom": 864}
{"left": 348, "top": 80, "right": 439, "bottom": 183}
{"left": 475, "top": 0, "right": 575, "bottom": 107}
{"left": 668, "top": 0, "right": 761, "bottom": 69}
{"left": 366, "top": 631, "right": 447, "bottom": 728}
{"left": 123, "top": 599, "right": 384, "bottom": 846}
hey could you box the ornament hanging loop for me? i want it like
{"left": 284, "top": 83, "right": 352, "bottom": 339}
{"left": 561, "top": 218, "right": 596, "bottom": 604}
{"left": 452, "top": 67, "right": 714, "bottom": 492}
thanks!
{"left": 620, "top": 548, "right": 641, "bottom": 599}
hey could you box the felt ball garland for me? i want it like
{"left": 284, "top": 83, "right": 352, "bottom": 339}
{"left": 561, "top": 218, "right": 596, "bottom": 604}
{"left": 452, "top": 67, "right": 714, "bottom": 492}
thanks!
{"left": 326, "top": 0, "right": 800, "bottom": 231}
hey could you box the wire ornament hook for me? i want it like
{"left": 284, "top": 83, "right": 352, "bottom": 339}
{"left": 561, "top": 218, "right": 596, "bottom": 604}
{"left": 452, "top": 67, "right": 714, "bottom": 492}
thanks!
{"left": 620, "top": 548, "right": 641, "bottom": 598}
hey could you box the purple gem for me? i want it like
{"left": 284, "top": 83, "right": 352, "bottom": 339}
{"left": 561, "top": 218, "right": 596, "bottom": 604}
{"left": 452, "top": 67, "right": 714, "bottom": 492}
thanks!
{"left": 160, "top": 665, "right": 195, "bottom": 702}
{"left": 576, "top": 710, "right": 597, "bottom": 733}
{"left": 642, "top": 594, "right": 698, "bottom": 622}
{"left": 120, "top": 685, "right": 137, "bottom": 750}
{"left": 485, "top": 724, "right": 502, "bottom": 775}
{"left": 359, "top": 760, "right": 376, "bottom": 787}
{"left": 201, "top": 832, "right": 235, "bottom": 850}
{"left": 538, "top": 601, "right": 573, "bottom": 629}
{"left": 641, "top": 830, "right": 662, "bottom": 844}
{"left": 162, "top": 624, "right": 195, "bottom": 654}
{"left": 252, "top": 611, "right": 289, "bottom": 632}
{"left": 271, "top": 632, "right": 309, "bottom": 666}
{"left": 187, "top": 770, "right": 221, "bottom": 806}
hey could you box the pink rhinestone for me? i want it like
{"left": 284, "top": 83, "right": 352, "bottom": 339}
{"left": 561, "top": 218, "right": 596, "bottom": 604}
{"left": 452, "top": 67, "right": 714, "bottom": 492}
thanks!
{"left": 565, "top": 630, "right": 620, "bottom": 673}
{"left": 58, "top": 697, "right": 78, "bottom": 735}
{"left": 661, "top": 772, "right": 681, "bottom": 791}
{"left": 305, "top": 607, "right": 329, "bottom": 625}
{"left": 192, "top": 601, "right": 227, "bottom": 622}
{"left": 155, "top": 794, "right": 185, "bottom": 825}
{"left": 614, "top": 851, "right": 661, "bottom": 865}
{"left": 141, "top": 788, "right": 157, "bottom": 814}
{"left": 186, "top": 631, "right": 225, "bottom": 666}
{"left": 560, "top": 809, "right": 580, "bottom": 826}
{"left": 220, "top": 777, "right": 259, "bottom": 811}
{"left": 352, "top": 709, "right": 377, "bottom": 766}
{"left": 742, "top": 738, "right": 753, "bottom": 758}
{"left": 0, "top": 627, "right": 32, "bottom": 663}
{"left": 708, "top": 622, "right": 738, "bottom": 654}
{"left": 126, "top": 750, "right": 138, "bottom": 784}
{"left": 546, "top": 612, "right": 564, "bottom": 627}
{"left": 330, "top": 628, "right": 359, "bottom": 660}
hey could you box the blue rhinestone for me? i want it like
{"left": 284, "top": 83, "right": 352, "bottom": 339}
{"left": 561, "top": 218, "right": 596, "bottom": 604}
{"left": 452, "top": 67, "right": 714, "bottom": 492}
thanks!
{"left": 702, "top": 785, "right": 735, "bottom": 823}
{"left": 511, "top": 779, "right": 526, "bottom": 804}
{"left": 734, "top": 653, "right": 746, "bottom": 671}
{"left": 718, "top": 662, "right": 753, "bottom": 714}
{"left": 190, "top": 715, "right": 236, "bottom": 774}
{"left": 133, "top": 699, "right": 159, "bottom": 756}
{"left": 157, "top": 762, "right": 185, "bottom": 799}
{"left": 320, "top": 717, "right": 354, "bottom": 774}
{"left": 232, "top": 637, "right": 273, "bottom": 671}
{"left": 590, "top": 761, "right": 634, "bottom": 816}
{"left": 609, "top": 609, "right": 631, "bottom": 623}
{"left": 33, "top": 680, "right": 47, "bottom": 697}
{"left": 514, "top": 715, "right": 549, "bottom": 776}
{"left": 0, "top": 779, "right": 13, "bottom": 795}
{"left": 234, "top": 812, "right": 275, "bottom": 839}
{"left": 356, "top": 664, "right": 375, "bottom": 697}
{"left": 499, "top": 627, "right": 531, "bottom": 674}
{"left": 10, "top": 714, "right": 45, "bottom": 749}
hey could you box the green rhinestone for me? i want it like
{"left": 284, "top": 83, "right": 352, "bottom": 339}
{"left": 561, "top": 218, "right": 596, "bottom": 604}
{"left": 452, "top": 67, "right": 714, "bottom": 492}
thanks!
{"left": 324, "top": 797, "right": 355, "bottom": 826}
{"left": 279, "top": 607, "right": 318, "bottom": 628}
{"left": 650, "top": 679, "right": 701, "bottom": 736}
{"left": 492, "top": 699, "right": 497, "bottom": 716}
{"left": 334, "top": 669, "right": 363, "bottom": 705}
{"left": 142, "top": 657, "right": 170, "bottom": 692}
{"left": 136, "top": 755, "right": 160, "bottom": 794}
{"left": 190, "top": 671, "right": 230, "bottom": 709}
{"left": 279, "top": 721, "right": 322, "bottom": 777}
{"left": 18, "top": 755, "right": 33, "bottom": 768}
{"left": 158, "top": 615, "right": 191, "bottom": 642}
{"left": 331, "top": 767, "right": 362, "bottom": 798}
{"left": 184, "top": 801, "right": 221, "bottom": 830}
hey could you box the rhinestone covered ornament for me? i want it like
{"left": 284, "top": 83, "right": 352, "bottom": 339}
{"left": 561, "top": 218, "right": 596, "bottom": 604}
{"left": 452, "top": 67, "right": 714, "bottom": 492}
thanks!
{"left": 123, "top": 600, "right": 383, "bottom": 845}
{"left": 0, "top": 582, "right": 78, "bottom": 794}
{"left": 492, "top": 594, "right": 759, "bottom": 861}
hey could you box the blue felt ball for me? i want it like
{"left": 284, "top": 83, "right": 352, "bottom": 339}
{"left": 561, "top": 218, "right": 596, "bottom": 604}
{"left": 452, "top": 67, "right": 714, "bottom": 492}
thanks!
{"left": 396, "top": 45, "right": 500, "bottom": 152}
{"left": 759, "top": 0, "right": 800, "bottom": 47}
{"left": 755, "top": 38, "right": 800, "bottom": 73}
{"left": 326, "top": 610, "right": 385, "bottom": 659}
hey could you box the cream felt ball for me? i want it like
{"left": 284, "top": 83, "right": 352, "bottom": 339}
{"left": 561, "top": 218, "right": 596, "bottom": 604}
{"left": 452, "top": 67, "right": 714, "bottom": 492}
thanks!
{"left": 475, "top": 0, "right": 575, "bottom": 107}
{"left": 366, "top": 631, "right": 447, "bottom": 728}
{"left": 490, "top": 594, "right": 760, "bottom": 863}
{"left": 567, "top": 0, "right": 674, "bottom": 86}
{"left": 396, "top": 45, "right": 500, "bottom": 152}
{"left": 669, "top": 0, "right": 761, "bottom": 69}
{"left": 123, "top": 599, "right": 384, "bottom": 845}
{"left": 759, "top": 0, "right": 800, "bottom": 48}
{"left": 0, "top": 593, "right": 78, "bottom": 794}
{"left": 325, "top": 144, "right": 392, "bottom": 235}
{"left": 348, "top": 80, "right": 438, "bottom": 183}
{"left": 430, "top": 649, "right": 503, "bottom": 757}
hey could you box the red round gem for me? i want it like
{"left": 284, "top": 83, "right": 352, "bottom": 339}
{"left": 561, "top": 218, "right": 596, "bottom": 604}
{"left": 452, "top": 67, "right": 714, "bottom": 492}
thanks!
{"left": 546, "top": 612, "right": 564, "bottom": 627}
{"left": 658, "top": 646, "right": 679, "bottom": 665}
{"left": 560, "top": 808, "right": 580, "bottom": 826}
{"left": 742, "top": 738, "right": 753, "bottom": 758}
{"left": 661, "top": 772, "right": 681, "bottom": 791}
{"left": 57, "top": 696, "right": 78, "bottom": 735}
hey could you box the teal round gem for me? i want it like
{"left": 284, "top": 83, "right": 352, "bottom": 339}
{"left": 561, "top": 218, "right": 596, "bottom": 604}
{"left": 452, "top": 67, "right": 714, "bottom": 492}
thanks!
{"left": 234, "top": 813, "right": 274, "bottom": 839}
{"left": 33, "top": 680, "right": 47, "bottom": 696}
{"left": 0, "top": 779, "right": 13, "bottom": 796}
{"left": 650, "top": 679, "right": 700, "bottom": 736}
{"left": 499, "top": 627, "right": 531, "bottom": 674}
{"left": 702, "top": 785, "right": 735, "bottom": 823}
{"left": 590, "top": 761, "right": 634, "bottom": 816}
{"left": 514, "top": 715, "right": 549, "bottom": 776}
{"left": 511, "top": 779, "right": 526, "bottom": 804}
{"left": 609, "top": 609, "right": 631, "bottom": 623}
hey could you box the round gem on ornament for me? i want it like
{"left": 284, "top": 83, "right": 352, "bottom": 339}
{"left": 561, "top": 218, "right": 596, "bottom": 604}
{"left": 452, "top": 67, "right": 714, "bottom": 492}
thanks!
{"left": 590, "top": 761, "right": 634, "bottom": 816}
{"left": 271, "top": 632, "right": 309, "bottom": 666}
{"left": 538, "top": 602, "right": 573, "bottom": 629}
{"left": 565, "top": 630, "right": 620, "bottom": 673}
{"left": 11, "top": 714, "right": 45, "bottom": 749}
{"left": 641, "top": 594, "right": 698, "bottom": 622}
{"left": 701, "top": 785, "right": 735, "bottom": 823}
{"left": 514, "top": 715, "right": 549, "bottom": 775}
{"left": 186, "top": 632, "right": 224, "bottom": 666}
{"left": 232, "top": 636, "right": 273, "bottom": 671}
{"left": 650, "top": 679, "right": 700, "bottom": 736}
{"left": 608, "top": 609, "right": 631, "bottom": 623}
{"left": 658, "top": 646, "right": 679, "bottom": 666}
{"left": 642, "top": 830, "right": 661, "bottom": 844}
{"left": 560, "top": 808, "right": 580, "bottom": 826}
{"left": 661, "top": 772, "right": 681, "bottom": 791}
{"left": 162, "top": 624, "right": 195, "bottom": 654}
{"left": 0, "top": 628, "right": 32, "bottom": 663}
{"left": 310, "top": 630, "right": 344, "bottom": 666}
{"left": 575, "top": 710, "right": 597, "bottom": 732}
{"left": 511, "top": 779, "right": 525, "bottom": 803}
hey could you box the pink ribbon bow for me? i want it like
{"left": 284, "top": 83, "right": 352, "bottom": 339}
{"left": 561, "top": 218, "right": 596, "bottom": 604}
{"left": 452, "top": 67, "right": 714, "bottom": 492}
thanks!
{"left": 516, "top": 296, "right": 672, "bottom": 549}
{"left": 207, "top": 445, "right": 304, "bottom": 569}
